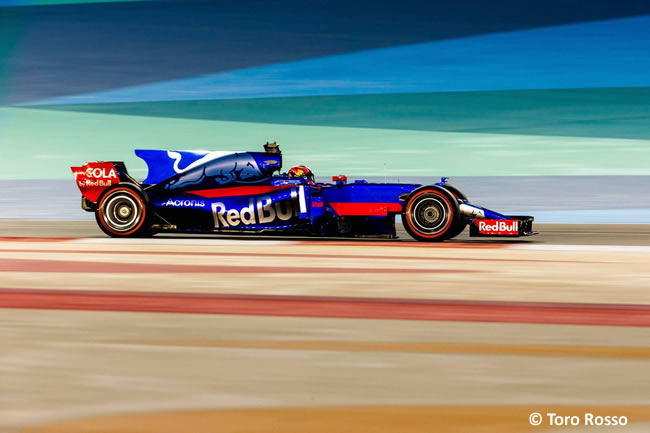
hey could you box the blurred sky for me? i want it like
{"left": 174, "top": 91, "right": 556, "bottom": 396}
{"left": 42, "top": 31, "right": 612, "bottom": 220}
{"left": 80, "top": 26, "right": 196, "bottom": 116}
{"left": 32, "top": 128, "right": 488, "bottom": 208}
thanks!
{"left": 2, "top": 0, "right": 650, "bottom": 104}
{"left": 0, "top": 0, "right": 649, "bottom": 214}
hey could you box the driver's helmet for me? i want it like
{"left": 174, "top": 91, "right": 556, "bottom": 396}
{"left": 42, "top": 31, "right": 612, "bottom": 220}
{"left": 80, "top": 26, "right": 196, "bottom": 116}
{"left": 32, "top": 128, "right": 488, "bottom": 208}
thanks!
{"left": 288, "top": 165, "right": 315, "bottom": 183}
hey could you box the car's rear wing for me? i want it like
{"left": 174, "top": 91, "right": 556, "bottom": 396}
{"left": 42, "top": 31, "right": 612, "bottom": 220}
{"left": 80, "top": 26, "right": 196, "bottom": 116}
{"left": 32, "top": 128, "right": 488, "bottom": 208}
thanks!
{"left": 70, "top": 161, "right": 135, "bottom": 204}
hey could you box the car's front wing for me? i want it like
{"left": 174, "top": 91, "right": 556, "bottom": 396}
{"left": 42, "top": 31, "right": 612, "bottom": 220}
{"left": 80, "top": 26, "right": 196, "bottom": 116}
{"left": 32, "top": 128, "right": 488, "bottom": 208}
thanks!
{"left": 459, "top": 202, "right": 537, "bottom": 237}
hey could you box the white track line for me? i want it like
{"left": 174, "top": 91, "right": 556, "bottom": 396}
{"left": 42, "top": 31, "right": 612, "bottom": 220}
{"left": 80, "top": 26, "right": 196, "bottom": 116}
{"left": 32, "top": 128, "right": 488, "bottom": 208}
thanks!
{"left": 73, "top": 238, "right": 297, "bottom": 246}
{"left": 511, "top": 244, "right": 650, "bottom": 253}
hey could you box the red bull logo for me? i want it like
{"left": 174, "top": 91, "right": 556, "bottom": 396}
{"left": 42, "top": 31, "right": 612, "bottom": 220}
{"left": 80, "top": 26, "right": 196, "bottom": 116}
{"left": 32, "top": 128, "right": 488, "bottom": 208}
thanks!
{"left": 477, "top": 219, "right": 519, "bottom": 235}
{"left": 212, "top": 195, "right": 297, "bottom": 228}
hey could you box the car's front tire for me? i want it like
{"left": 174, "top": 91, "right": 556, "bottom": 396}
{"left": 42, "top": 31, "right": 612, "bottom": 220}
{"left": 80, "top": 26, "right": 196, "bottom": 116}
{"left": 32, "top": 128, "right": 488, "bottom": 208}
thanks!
{"left": 95, "top": 186, "right": 150, "bottom": 237}
{"left": 442, "top": 184, "right": 469, "bottom": 239}
{"left": 402, "top": 186, "right": 459, "bottom": 242}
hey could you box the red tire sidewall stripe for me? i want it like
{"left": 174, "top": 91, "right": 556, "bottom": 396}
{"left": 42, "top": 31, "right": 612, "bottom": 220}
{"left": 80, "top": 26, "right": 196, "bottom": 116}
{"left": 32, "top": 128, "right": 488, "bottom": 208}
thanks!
{"left": 405, "top": 189, "right": 454, "bottom": 239}
{"left": 98, "top": 187, "right": 146, "bottom": 236}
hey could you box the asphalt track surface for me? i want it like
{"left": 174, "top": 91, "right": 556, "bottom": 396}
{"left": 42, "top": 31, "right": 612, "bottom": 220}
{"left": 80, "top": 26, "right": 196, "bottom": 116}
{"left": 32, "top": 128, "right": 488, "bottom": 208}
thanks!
{"left": 1, "top": 220, "right": 650, "bottom": 244}
{"left": 1, "top": 221, "right": 649, "bottom": 433}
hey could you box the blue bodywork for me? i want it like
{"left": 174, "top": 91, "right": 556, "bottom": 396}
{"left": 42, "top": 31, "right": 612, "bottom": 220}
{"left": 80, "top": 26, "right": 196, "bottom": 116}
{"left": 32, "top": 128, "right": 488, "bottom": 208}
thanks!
{"left": 82, "top": 146, "right": 535, "bottom": 239}
{"left": 132, "top": 149, "right": 419, "bottom": 236}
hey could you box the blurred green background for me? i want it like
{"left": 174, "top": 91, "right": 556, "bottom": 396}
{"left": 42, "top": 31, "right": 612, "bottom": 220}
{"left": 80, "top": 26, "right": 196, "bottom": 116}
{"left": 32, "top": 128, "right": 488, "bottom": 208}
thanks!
{"left": 1, "top": 1, "right": 649, "bottom": 220}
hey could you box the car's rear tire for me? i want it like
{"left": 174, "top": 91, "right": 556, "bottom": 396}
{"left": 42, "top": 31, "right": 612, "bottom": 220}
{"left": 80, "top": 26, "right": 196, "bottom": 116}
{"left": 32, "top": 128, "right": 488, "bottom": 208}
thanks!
{"left": 402, "top": 186, "right": 459, "bottom": 242}
{"left": 95, "top": 186, "right": 151, "bottom": 237}
{"left": 442, "top": 184, "right": 469, "bottom": 239}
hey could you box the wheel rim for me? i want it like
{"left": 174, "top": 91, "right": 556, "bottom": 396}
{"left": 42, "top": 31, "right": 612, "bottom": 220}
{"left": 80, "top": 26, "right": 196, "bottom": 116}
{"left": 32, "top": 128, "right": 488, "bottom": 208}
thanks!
{"left": 101, "top": 192, "right": 143, "bottom": 233}
{"left": 408, "top": 193, "right": 451, "bottom": 236}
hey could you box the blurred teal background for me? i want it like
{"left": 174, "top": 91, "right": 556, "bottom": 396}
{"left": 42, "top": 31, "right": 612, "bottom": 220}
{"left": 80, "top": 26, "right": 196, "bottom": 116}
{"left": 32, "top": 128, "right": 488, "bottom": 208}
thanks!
{"left": 1, "top": 0, "right": 649, "bottom": 220}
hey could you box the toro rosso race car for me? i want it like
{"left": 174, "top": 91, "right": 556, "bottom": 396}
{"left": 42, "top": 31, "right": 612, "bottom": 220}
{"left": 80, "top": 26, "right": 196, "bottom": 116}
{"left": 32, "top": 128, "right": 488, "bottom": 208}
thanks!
{"left": 71, "top": 142, "right": 536, "bottom": 241}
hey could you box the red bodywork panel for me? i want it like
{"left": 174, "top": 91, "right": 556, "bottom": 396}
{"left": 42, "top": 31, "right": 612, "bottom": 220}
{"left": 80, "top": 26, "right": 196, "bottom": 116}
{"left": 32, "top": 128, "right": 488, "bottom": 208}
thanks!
{"left": 330, "top": 202, "right": 402, "bottom": 216}
{"left": 71, "top": 162, "right": 119, "bottom": 202}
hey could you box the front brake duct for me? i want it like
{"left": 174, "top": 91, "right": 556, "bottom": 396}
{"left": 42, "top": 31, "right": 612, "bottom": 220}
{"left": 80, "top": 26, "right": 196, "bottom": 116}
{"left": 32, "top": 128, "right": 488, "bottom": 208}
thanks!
{"left": 459, "top": 202, "right": 508, "bottom": 220}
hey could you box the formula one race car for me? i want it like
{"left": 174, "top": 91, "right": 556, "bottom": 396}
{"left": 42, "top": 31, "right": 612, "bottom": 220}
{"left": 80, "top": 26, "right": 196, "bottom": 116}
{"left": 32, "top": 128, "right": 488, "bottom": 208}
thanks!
{"left": 71, "top": 142, "right": 536, "bottom": 241}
